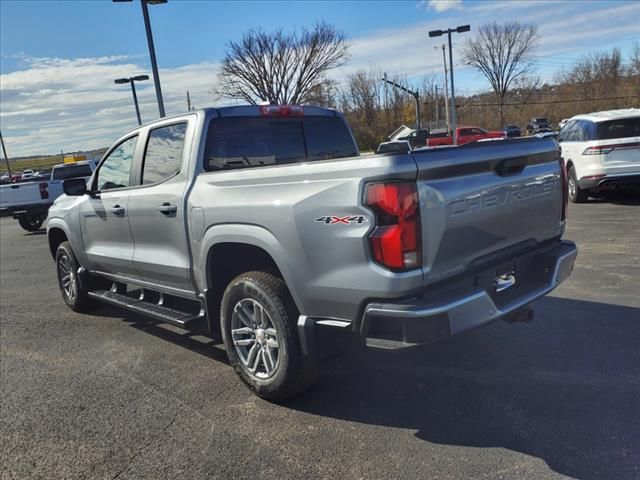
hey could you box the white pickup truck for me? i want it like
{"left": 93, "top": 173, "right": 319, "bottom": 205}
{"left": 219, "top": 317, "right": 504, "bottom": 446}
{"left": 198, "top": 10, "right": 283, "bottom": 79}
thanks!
{"left": 0, "top": 161, "right": 95, "bottom": 231}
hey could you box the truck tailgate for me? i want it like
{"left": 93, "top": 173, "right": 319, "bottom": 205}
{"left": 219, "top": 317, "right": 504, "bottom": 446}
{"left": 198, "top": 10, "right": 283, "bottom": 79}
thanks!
{"left": 413, "top": 137, "right": 564, "bottom": 284}
{"left": 0, "top": 182, "right": 45, "bottom": 210}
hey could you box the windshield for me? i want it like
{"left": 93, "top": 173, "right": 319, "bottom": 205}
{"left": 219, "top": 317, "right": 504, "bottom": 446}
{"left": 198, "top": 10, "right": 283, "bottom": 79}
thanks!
{"left": 596, "top": 117, "right": 640, "bottom": 140}
{"left": 205, "top": 116, "right": 358, "bottom": 171}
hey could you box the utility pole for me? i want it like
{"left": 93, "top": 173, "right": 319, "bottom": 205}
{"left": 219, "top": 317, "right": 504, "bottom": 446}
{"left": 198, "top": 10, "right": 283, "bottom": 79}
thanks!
{"left": 435, "top": 44, "right": 450, "bottom": 133}
{"left": 0, "top": 130, "right": 12, "bottom": 178}
{"left": 434, "top": 85, "right": 439, "bottom": 128}
{"left": 187, "top": 91, "right": 192, "bottom": 111}
{"left": 429, "top": 25, "right": 470, "bottom": 144}
{"left": 381, "top": 77, "right": 421, "bottom": 130}
{"left": 383, "top": 72, "right": 388, "bottom": 113}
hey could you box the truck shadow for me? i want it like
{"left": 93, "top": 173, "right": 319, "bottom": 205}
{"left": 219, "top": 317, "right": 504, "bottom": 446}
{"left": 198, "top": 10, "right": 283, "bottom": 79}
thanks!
{"left": 93, "top": 303, "right": 229, "bottom": 364}
{"left": 586, "top": 190, "right": 640, "bottom": 206}
{"left": 286, "top": 296, "right": 640, "bottom": 480}
{"left": 93, "top": 295, "right": 639, "bottom": 479}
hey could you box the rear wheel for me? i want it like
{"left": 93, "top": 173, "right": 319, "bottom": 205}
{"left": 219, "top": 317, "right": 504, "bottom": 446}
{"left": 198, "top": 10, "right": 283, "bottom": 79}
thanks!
{"left": 220, "top": 271, "right": 316, "bottom": 401}
{"left": 568, "top": 166, "right": 589, "bottom": 203}
{"left": 56, "top": 241, "right": 94, "bottom": 312}
{"left": 18, "top": 214, "right": 45, "bottom": 232}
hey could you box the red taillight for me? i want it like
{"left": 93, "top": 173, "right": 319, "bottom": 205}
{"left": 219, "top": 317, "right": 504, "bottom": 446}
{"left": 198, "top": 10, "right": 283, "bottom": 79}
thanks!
{"left": 583, "top": 141, "right": 640, "bottom": 155}
{"left": 559, "top": 158, "right": 567, "bottom": 221}
{"left": 259, "top": 105, "right": 304, "bottom": 117}
{"left": 39, "top": 182, "right": 49, "bottom": 200}
{"left": 582, "top": 145, "right": 613, "bottom": 155}
{"left": 365, "top": 182, "right": 421, "bottom": 270}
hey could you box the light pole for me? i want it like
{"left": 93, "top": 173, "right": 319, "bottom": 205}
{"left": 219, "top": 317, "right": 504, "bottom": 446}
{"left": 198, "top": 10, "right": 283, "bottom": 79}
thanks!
{"left": 115, "top": 75, "right": 150, "bottom": 125}
{"left": 113, "top": 0, "right": 167, "bottom": 118}
{"left": 434, "top": 44, "right": 450, "bottom": 134}
{"left": 381, "top": 77, "right": 421, "bottom": 130}
{"left": 429, "top": 25, "right": 470, "bottom": 144}
{"left": 0, "top": 130, "right": 13, "bottom": 178}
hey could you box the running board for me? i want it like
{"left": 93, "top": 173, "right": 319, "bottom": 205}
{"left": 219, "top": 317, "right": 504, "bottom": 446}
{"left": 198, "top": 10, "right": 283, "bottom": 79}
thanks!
{"left": 88, "top": 290, "right": 202, "bottom": 328}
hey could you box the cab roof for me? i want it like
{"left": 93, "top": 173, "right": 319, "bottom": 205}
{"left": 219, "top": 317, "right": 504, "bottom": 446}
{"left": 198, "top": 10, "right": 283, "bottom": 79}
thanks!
{"left": 571, "top": 108, "right": 640, "bottom": 123}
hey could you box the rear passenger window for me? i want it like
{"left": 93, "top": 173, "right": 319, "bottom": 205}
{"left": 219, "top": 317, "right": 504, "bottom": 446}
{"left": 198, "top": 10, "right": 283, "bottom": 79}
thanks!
{"left": 142, "top": 123, "right": 187, "bottom": 185}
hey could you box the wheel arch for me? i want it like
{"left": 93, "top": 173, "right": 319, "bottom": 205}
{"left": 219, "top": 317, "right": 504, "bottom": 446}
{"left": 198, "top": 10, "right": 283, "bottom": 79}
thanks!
{"left": 196, "top": 224, "right": 304, "bottom": 335}
{"left": 48, "top": 225, "right": 69, "bottom": 260}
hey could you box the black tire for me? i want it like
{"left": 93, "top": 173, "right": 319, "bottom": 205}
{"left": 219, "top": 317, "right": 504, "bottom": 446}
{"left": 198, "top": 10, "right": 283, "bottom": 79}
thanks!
{"left": 568, "top": 166, "right": 589, "bottom": 203}
{"left": 55, "top": 241, "right": 94, "bottom": 313}
{"left": 18, "top": 214, "right": 44, "bottom": 232}
{"left": 220, "top": 271, "right": 316, "bottom": 401}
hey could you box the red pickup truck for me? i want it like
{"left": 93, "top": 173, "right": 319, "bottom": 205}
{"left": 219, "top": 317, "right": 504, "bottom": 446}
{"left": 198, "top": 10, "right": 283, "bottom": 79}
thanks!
{"left": 426, "top": 126, "right": 505, "bottom": 147}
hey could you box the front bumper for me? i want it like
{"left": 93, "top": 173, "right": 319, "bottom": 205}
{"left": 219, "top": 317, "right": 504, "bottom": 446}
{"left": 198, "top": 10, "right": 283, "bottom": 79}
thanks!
{"left": 360, "top": 241, "right": 577, "bottom": 350}
{"left": 578, "top": 173, "right": 640, "bottom": 190}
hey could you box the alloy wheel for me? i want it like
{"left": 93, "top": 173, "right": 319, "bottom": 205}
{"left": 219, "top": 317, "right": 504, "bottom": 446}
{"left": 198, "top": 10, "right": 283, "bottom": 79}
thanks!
{"left": 58, "top": 254, "right": 76, "bottom": 303}
{"left": 231, "top": 298, "right": 280, "bottom": 379}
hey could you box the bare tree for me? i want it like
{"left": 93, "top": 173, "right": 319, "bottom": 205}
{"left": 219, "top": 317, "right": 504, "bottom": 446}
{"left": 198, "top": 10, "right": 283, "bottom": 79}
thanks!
{"left": 627, "top": 41, "right": 640, "bottom": 76}
{"left": 463, "top": 22, "right": 538, "bottom": 126}
{"left": 214, "top": 22, "right": 349, "bottom": 105}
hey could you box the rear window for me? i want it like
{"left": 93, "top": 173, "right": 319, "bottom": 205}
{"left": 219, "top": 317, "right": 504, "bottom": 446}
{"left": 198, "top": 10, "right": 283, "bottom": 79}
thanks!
{"left": 376, "top": 142, "right": 410, "bottom": 154}
{"left": 52, "top": 163, "right": 93, "bottom": 180}
{"left": 205, "top": 116, "right": 357, "bottom": 171}
{"left": 596, "top": 117, "right": 640, "bottom": 140}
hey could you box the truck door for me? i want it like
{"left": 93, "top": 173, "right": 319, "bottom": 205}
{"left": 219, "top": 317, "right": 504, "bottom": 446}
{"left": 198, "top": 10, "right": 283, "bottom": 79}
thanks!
{"left": 127, "top": 120, "right": 194, "bottom": 294}
{"left": 80, "top": 135, "right": 139, "bottom": 276}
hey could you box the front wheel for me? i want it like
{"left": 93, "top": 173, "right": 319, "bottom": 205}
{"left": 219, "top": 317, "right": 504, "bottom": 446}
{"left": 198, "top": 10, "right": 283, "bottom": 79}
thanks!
{"left": 56, "top": 241, "right": 95, "bottom": 312}
{"left": 18, "top": 214, "right": 45, "bottom": 232}
{"left": 568, "top": 166, "right": 589, "bottom": 203}
{"left": 220, "top": 271, "right": 316, "bottom": 401}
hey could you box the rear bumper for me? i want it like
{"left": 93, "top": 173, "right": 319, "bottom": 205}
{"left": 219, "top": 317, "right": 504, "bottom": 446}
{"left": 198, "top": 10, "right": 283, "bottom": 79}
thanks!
{"left": 0, "top": 203, "right": 52, "bottom": 218}
{"left": 578, "top": 173, "right": 640, "bottom": 190}
{"left": 360, "top": 241, "right": 577, "bottom": 350}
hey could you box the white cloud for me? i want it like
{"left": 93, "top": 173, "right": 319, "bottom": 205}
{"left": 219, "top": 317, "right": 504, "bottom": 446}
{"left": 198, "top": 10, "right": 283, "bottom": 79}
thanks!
{"left": 1, "top": 0, "right": 638, "bottom": 157}
{"left": 0, "top": 55, "right": 222, "bottom": 157}
{"left": 420, "top": 0, "right": 463, "bottom": 12}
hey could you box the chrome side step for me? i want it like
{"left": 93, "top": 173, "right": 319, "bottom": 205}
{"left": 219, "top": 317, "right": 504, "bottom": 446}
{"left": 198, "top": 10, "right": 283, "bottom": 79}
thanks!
{"left": 88, "top": 289, "right": 202, "bottom": 327}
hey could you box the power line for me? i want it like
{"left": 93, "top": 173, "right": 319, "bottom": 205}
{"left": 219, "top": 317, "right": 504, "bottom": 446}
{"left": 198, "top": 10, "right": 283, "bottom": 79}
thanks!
{"left": 459, "top": 95, "right": 639, "bottom": 107}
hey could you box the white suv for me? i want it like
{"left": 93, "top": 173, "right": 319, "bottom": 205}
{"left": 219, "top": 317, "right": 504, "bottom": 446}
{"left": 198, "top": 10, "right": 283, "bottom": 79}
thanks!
{"left": 558, "top": 109, "right": 640, "bottom": 202}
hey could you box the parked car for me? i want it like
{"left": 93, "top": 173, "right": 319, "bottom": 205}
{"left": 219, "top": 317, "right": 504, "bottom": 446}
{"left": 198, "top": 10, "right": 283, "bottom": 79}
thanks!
{"left": 21, "top": 169, "right": 36, "bottom": 180}
{"left": 526, "top": 117, "right": 553, "bottom": 135}
{"left": 47, "top": 105, "right": 576, "bottom": 400}
{"left": 503, "top": 124, "right": 521, "bottom": 138}
{"left": 0, "top": 173, "right": 10, "bottom": 184}
{"left": 558, "top": 108, "right": 640, "bottom": 202}
{"left": 426, "top": 126, "right": 505, "bottom": 147}
{"left": 0, "top": 160, "right": 95, "bottom": 231}
{"left": 397, "top": 129, "right": 432, "bottom": 149}
{"left": 375, "top": 140, "right": 411, "bottom": 154}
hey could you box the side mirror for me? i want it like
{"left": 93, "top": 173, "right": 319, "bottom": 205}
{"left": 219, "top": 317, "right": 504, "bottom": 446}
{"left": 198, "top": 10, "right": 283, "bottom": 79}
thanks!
{"left": 63, "top": 177, "right": 88, "bottom": 196}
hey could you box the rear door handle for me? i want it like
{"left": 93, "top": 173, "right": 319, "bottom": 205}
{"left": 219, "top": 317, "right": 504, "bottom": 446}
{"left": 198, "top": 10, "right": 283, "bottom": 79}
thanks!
{"left": 110, "top": 205, "right": 125, "bottom": 216}
{"left": 158, "top": 203, "right": 177, "bottom": 215}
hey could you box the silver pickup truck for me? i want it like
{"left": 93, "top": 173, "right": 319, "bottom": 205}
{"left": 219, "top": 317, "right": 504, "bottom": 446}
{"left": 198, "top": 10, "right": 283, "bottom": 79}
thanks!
{"left": 47, "top": 105, "right": 577, "bottom": 400}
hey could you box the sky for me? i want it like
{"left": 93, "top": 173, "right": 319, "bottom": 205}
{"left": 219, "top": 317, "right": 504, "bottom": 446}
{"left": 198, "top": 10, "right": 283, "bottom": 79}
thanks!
{"left": 1, "top": 0, "right": 639, "bottom": 157}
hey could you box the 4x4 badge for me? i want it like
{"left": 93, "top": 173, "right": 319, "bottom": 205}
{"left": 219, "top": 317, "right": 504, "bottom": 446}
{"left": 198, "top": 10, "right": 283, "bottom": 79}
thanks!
{"left": 315, "top": 216, "right": 368, "bottom": 225}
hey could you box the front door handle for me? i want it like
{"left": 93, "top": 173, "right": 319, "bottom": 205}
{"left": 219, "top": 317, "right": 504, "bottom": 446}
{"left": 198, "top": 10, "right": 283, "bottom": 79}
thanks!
{"left": 158, "top": 203, "right": 177, "bottom": 215}
{"left": 110, "top": 205, "right": 125, "bottom": 216}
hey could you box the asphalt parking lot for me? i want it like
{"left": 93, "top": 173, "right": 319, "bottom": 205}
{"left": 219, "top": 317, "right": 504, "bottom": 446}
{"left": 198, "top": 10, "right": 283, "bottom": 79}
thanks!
{"left": 1, "top": 194, "right": 639, "bottom": 480}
